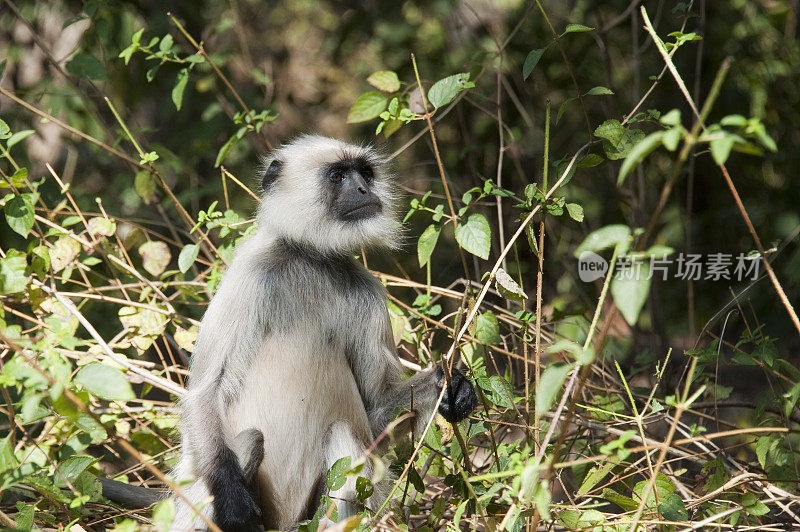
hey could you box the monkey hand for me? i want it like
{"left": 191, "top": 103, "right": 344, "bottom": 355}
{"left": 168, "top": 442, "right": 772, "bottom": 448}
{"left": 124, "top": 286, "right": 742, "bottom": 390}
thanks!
{"left": 212, "top": 478, "right": 263, "bottom": 532}
{"left": 435, "top": 367, "right": 478, "bottom": 423}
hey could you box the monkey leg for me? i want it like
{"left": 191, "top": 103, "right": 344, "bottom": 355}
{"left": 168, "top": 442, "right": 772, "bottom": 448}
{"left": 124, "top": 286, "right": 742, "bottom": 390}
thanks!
{"left": 319, "top": 421, "right": 372, "bottom": 524}
{"left": 171, "top": 428, "right": 265, "bottom": 532}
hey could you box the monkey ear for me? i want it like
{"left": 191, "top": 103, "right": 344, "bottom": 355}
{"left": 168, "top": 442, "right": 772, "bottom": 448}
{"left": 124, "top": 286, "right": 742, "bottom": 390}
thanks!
{"left": 262, "top": 159, "right": 283, "bottom": 191}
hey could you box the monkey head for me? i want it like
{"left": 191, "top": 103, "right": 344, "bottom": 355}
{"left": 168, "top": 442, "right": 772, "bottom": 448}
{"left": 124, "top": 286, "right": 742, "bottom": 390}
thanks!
{"left": 257, "top": 135, "right": 400, "bottom": 254}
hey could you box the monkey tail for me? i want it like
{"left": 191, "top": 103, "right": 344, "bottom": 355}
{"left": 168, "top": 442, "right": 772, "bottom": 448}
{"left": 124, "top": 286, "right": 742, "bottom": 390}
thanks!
{"left": 98, "top": 477, "right": 164, "bottom": 509}
{"left": 98, "top": 428, "right": 263, "bottom": 513}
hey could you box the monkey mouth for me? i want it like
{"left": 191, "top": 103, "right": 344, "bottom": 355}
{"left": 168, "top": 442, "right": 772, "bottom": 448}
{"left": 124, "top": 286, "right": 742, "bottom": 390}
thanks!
{"left": 341, "top": 202, "right": 382, "bottom": 221}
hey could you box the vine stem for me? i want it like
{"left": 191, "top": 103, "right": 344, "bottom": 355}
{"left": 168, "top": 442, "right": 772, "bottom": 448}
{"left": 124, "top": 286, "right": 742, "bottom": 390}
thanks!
{"left": 410, "top": 53, "right": 471, "bottom": 282}
{"left": 168, "top": 12, "right": 273, "bottom": 150}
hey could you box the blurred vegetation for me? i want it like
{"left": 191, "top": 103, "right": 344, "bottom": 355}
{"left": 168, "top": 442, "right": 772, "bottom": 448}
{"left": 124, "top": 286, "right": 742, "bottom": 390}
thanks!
{"left": 0, "top": 0, "right": 799, "bottom": 530}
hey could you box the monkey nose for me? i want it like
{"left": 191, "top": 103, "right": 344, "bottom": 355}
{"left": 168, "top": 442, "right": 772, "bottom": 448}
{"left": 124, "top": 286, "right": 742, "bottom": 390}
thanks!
{"left": 357, "top": 185, "right": 367, "bottom": 194}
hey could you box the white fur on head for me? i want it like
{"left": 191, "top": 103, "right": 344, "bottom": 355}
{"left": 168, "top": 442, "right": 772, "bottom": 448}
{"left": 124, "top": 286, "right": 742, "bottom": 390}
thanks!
{"left": 256, "top": 135, "right": 401, "bottom": 253}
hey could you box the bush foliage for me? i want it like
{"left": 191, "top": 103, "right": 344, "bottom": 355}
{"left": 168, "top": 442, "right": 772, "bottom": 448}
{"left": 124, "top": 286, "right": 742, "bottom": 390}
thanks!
{"left": 0, "top": 1, "right": 799, "bottom": 530}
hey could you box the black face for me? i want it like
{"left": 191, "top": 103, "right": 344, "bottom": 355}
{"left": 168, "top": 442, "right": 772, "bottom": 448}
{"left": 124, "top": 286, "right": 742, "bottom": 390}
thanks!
{"left": 325, "top": 157, "right": 382, "bottom": 222}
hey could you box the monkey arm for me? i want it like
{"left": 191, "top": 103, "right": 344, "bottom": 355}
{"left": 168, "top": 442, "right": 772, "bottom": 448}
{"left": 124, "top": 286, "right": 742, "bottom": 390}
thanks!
{"left": 348, "top": 311, "right": 477, "bottom": 439}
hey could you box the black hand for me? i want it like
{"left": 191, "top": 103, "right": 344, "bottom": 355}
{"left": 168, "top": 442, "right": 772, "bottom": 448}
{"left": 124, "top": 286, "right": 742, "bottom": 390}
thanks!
{"left": 436, "top": 367, "right": 478, "bottom": 423}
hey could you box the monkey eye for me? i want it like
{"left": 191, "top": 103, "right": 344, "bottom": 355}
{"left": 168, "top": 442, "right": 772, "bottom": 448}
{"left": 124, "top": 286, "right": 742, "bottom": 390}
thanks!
{"left": 361, "top": 166, "right": 374, "bottom": 182}
{"left": 329, "top": 171, "right": 344, "bottom": 183}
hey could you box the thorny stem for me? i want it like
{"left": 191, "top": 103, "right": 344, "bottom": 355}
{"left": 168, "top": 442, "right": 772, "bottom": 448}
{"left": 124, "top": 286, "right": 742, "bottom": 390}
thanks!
{"left": 532, "top": 101, "right": 551, "bottom": 432}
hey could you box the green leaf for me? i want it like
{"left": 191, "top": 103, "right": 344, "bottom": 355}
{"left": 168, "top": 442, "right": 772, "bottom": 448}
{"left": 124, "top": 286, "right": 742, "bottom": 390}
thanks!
{"left": 7, "top": 130, "right": 34, "bottom": 149}
{"left": 134, "top": 170, "right": 157, "bottom": 203}
{"left": 215, "top": 134, "right": 241, "bottom": 167}
{"left": 475, "top": 311, "right": 501, "bottom": 344}
{"left": 660, "top": 109, "right": 682, "bottom": 126}
{"left": 138, "top": 241, "right": 171, "bottom": 277}
{"left": 662, "top": 127, "right": 683, "bottom": 151}
{"left": 574, "top": 224, "right": 631, "bottom": 256}
{"left": 565, "top": 203, "right": 584, "bottom": 222}
{"left": 159, "top": 33, "right": 173, "bottom": 52}
{"left": 577, "top": 459, "right": 619, "bottom": 496}
{"left": 172, "top": 68, "right": 189, "bottom": 110}
{"left": 710, "top": 133, "right": 737, "bottom": 165}
{"left": 152, "top": 499, "right": 175, "bottom": 530}
{"left": 454, "top": 213, "right": 491, "bottom": 260}
{"left": 0, "top": 250, "right": 28, "bottom": 295}
{"left": 523, "top": 49, "right": 545, "bottom": 80}
{"left": 4, "top": 194, "right": 34, "bottom": 237}
{"left": 65, "top": 52, "right": 106, "bottom": 80}
{"left": 347, "top": 92, "right": 388, "bottom": 123}
{"left": 618, "top": 131, "right": 665, "bottom": 185}
{"left": 355, "top": 476, "right": 374, "bottom": 502}
{"left": 634, "top": 473, "right": 675, "bottom": 509}
{"left": 741, "top": 492, "right": 770, "bottom": 516}
{"left": 495, "top": 268, "right": 526, "bottom": 300}
{"left": 7, "top": 167, "right": 28, "bottom": 187}
{"left": 75, "top": 363, "right": 135, "bottom": 401}
{"left": 601, "top": 488, "right": 638, "bottom": 511}
{"left": 486, "top": 375, "right": 514, "bottom": 408}
{"left": 585, "top": 86, "right": 613, "bottom": 96}
{"left": 594, "top": 119, "right": 646, "bottom": 161}
{"left": 658, "top": 492, "right": 688, "bottom": 521}
{"left": 720, "top": 114, "right": 747, "bottom": 127}
{"left": 325, "top": 456, "right": 351, "bottom": 491}
{"left": 611, "top": 263, "right": 651, "bottom": 326}
{"left": 427, "top": 73, "right": 474, "bottom": 108}
{"left": 417, "top": 224, "right": 441, "bottom": 268}
{"left": 14, "top": 503, "right": 34, "bottom": 530}
{"left": 556, "top": 97, "right": 577, "bottom": 123}
{"left": 366, "top": 70, "right": 400, "bottom": 93}
{"left": 54, "top": 455, "right": 96, "bottom": 488}
{"left": 557, "top": 509, "right": 605, "bottom": 529}
{"left": 536, "top": 363, "right": 573, "bottom": 416}
{"left": 564, "top": 24, "right": 594, "bottom": 34}
{"left": 178, "top": 243, "right": 199, "bottom": 273}
{"left": 577, "top": 154, "right": 604, "bottom": 167}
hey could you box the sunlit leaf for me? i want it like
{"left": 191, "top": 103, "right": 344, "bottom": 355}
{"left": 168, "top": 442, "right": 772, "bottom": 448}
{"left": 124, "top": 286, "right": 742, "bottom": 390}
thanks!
{"left": 0, "top": 250, "right": 28, "bottom": 295}
{"left": 366, "top": 70, "right": 400, "bottom": 93}
{"left": 75, "top": 363, "right": 135, "bottom": 401}
{"left": 454, "top": 213, "right": 491, "bottom": 260}
{"left": 347, "top": 92, "right": 387, "bottom": 123}
{"left": 178, "top": 243, "right": 199, "bottom": 273}
{"left": 87, "top": 217, "right": 116, "bottom": 237}
{"left": 4, "top": 194, "right": 34, "bottom": 237}
{"left": 427, "top": 73, "right": 474, "bottom": 108}
{"left": 536, "top": 363, "right": 574, "bottom": 416}
{"left": 139, "top": 241, "right": 171, "bottom": 277}
{"left": 417, "top": 224, "right": 440, "bottom": 268}
{"left": 611, "top": 263, "right": 651, "bottom": 326}
{"left": 49, "top": 236, "right": 81, "bottom": 273}
{"left": 495, "top": 268, "right": 526, "bottom": 300}
{"left": 172, "top": 68, "right": 189, "bottom": 110}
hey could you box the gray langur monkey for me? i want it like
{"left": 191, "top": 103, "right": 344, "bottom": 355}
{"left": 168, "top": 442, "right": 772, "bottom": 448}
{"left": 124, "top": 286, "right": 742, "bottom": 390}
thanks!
{"left": 171, "top": 135, "right": 478, "bottom": 531}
